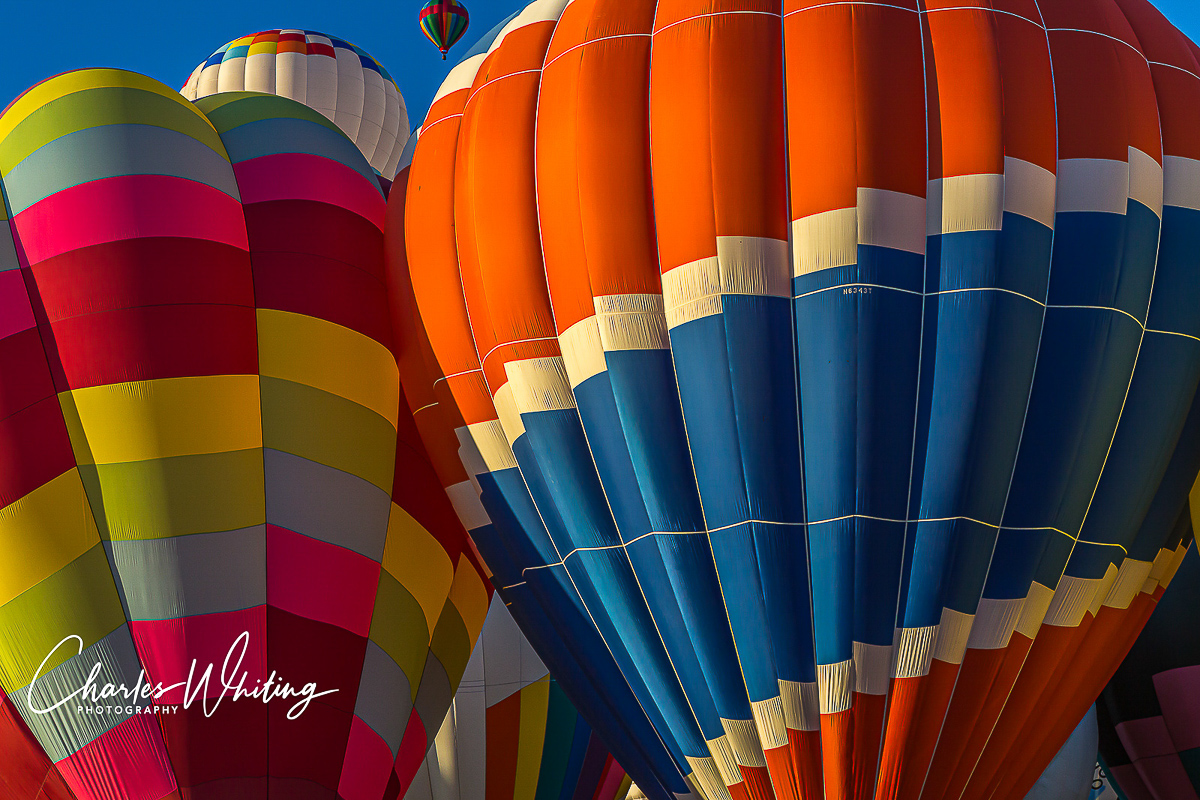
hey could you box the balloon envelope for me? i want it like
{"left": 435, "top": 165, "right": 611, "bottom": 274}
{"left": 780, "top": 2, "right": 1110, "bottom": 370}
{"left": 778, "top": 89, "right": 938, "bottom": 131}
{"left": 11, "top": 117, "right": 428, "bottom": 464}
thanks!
{"left": 1097, "top": 539, "right": 1200, "bottom": 800}
{"left": 0, "top": 70, "right": 487, "bottom": 800}
{"left": 404, "top": 595, "right": 631, "bottom": 800}
{"left": 1024, "top": 705, "right": 1100, "bottom": 800}
{"left": 395, "top": 0, "right": 1200, "bottom": 799}
{"left": 419, "top": 0, "right": 471, "bottom": 59}
{"left": 182, "top": 30, "right": 410, "bottom": 178}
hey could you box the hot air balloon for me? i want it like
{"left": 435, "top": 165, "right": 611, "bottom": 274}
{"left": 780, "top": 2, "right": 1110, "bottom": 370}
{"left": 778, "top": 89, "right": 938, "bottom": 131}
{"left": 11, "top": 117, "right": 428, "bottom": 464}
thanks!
{"left": 404, "top": 595, "right": 632, "bottom": 800}
{"left": 393, "top": 0, "right": 1200, "bottom": 799}
{"left": 1023, "top": 706, "right": 1101, "bottom": 800}
{"left": 182, "top": 30, "right": 410, "bottom": 178}
{"left": 0, "top": 70, "right": 488, "bottom": 800}
{"left": 1095, "top": 532, "right": 1199, "bottom": 800}
{"left": 419, "top": 0, "right": 470, "bottom": 60}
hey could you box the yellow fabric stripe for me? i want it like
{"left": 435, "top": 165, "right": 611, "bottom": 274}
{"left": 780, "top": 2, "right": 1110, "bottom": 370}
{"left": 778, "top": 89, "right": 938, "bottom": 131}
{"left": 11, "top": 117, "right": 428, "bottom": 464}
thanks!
{"left": 369, "top": 570, "right": 431, "bottom": 700}
{"left": 81, "top": 449, "right": 265, "bottom": 541}
{"left": 514, "top": 678, "right": 552, "bottom": 800}
{"left": 0, "top": 68, "right": 211, "bottom": 146}
{"left": 248, "top": 41, "right": 279, "bottom": 56}
{"left": 448, "top": 554, "right": 489, "bottom": 647}
{"left": 382, "top": 503, "right": 453, "bottom": 635}
{"left": 260, "top": 376, "right": 395, "bottom": 492}
{"left": 429, "top": 599, "right": 471, "bottom": 689}
{"left": 59, "top": 375, "right": 262, "bottom": 465}
{"left": 0, "top": 544, "right": 126, "bottom": 688}
{"left": 258, "top": 309, "right": 399, "bottom": 427}
{"left": 0, "top": 470, "right": 100, "bottom": 605}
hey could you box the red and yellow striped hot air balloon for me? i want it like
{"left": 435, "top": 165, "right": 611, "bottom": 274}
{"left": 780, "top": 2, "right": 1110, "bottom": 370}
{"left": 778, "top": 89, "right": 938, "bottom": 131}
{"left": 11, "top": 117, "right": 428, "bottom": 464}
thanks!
{"left": 0, "top": 70, "right": 488, "bottom": 800}
{"left": 393, "top": 1, "right": 1200, "bottom": 799}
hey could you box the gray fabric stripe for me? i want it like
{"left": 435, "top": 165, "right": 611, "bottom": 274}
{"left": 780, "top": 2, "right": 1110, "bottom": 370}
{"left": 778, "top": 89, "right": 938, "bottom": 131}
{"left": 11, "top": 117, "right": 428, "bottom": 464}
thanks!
{"left": 414, "top": 652, "right": 452, "bottom": 747}
{"left": 3, "top": 124, "right": 240, "bottom": 215}
{"left": 104, "top": 526, "right": 267, "bottom": 620}
{"left": 264, "top": 448, "right": 390, "bottom": 561}
{"left": 1, "top": 226, "right": 20, "bottom": 272}
{"left": 353, "top": 640, "right": 413, "bottom": 757}
{"left": 15, "top": 626, "right": 149, "bottom": 761}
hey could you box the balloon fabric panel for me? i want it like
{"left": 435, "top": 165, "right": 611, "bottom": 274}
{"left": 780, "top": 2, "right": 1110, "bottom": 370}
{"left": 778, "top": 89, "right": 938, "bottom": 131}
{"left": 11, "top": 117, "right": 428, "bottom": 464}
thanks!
{"left": 396, "top": 1, "right": 1200, "bottom": 800}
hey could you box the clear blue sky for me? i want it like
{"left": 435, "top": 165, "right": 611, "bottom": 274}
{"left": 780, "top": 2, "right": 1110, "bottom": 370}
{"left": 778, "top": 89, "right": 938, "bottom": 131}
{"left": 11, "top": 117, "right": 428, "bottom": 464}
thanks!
{"left": 3, "top": 0, "right": 1200, "bottom": 129}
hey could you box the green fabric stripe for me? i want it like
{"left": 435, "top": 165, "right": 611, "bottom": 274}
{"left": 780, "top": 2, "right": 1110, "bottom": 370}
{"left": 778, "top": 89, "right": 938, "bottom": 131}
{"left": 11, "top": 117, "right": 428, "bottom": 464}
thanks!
{"left": 80, "top": 449, "right": 266, "bottom": 541}
{"left": 197, "top": 92, "right": 345, "bottom": 139}
{"left": 428, "top": 599, "right": 471, "bottom": 694}
{"left": 0, "top": 545, "right": 125, "bottom": 689}
{"left": 369, "top": 569, "right": 430, "bottom": 696}
{"left": 1, "top": 87, "right": 226, "bottom": 173}
{"left": 535, "top": 680, "right": 580, "bottom": 800}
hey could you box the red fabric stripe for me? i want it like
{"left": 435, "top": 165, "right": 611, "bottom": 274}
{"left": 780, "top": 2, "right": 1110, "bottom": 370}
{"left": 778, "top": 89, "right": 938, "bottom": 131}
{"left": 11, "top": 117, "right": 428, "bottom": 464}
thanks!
{"left": 485, "top": 690, "right": 522, "bottom": 800}
{"left": 42, "top": 304, "right": 258, "bottom": 391}
{"left": 820, "top": 707, "right": 853, "bottom": 800}
{"left": 251, "top": 252, "right": 391, "bottom": 348}
{"left": 0, "top": 397, "right": 76, "bottom": 509}
{"left": 243, "top": 201, "right": 384, "bottom": 282}
{"left": 29, "top": 238, "right": 254, "bottom": 323}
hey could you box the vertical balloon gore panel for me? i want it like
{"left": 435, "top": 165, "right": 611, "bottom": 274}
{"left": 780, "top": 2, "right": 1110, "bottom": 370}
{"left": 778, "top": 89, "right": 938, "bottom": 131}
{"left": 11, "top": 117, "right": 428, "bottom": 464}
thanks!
{"left": 395, "top": 1, "right": 1200, "bottom": 800}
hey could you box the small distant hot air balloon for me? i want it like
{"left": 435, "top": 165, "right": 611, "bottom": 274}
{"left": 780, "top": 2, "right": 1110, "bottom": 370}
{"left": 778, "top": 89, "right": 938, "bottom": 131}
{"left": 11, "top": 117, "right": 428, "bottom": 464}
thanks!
{"left": 419, "top": 0, "right": 470, "bottom": 60}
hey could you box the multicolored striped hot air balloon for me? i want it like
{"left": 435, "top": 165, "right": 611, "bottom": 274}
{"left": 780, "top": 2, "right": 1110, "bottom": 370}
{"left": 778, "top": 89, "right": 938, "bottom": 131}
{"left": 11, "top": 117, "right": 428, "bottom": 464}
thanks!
{"left": 419, "top": 0, "right": 470, "bottom": 60}
{"left": 0, "top": 70, "right": 488, "bottom": 800}
{"left": 1096, "top": 533, "right": 1200, "bottom": 800}
{"left": 182, "top": 30, "right": 410, "bottom": 178}
{"left": 393, "top": 0, "right": 1200, "bottom": 799}
{"left": 404, "top": 595, "right": 632, "bottom": 800}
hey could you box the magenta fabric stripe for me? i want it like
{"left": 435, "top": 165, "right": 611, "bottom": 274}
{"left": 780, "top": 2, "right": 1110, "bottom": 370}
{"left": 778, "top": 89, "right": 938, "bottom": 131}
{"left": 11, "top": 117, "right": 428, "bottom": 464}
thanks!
{"left": 338, "top": 716, "right": 395, "bottom": 800}
{"left": 1118, "top": 716, "right": 1179, "bottom": 761}
{"left": 54, "top": 714, "right": 176, "bottom": 800}
{"left": 0, "top": 269, "right": 35, "bottom": 340}
{"left": 1155, "top": 665, "right": 1200, "bottom": 752}
{"left": 265, "top": 525, "right": 381, "bottom": 637}
{"left": 234, "top": 152, "right": 387, "bottom": 231}
{"left": 12, "top": 174, "right": 249, "bottom": 265}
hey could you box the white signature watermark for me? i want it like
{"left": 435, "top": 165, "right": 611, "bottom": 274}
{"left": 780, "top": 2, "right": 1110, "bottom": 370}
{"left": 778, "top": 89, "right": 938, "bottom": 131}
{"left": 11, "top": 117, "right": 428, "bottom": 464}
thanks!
{"left": 26, "top": 632, "right": 337, "bottom": 720}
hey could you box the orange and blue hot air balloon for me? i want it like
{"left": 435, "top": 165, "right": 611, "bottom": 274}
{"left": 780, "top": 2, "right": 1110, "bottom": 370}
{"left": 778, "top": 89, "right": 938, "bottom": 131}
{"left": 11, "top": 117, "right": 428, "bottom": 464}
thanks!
{"left": 419, "top": 0, "right": 470, "bottom": 60}
{"left": 392, "top": 0, "right": 1200, "bottom": 799}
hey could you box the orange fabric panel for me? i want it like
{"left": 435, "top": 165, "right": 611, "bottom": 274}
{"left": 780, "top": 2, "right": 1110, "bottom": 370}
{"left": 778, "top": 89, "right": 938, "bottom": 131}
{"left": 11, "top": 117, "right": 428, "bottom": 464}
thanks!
{"left": 650, "top": 0, "right": 787, "bottom": 272}
{"left": 995, "top": 10, "right": 1058, "bottom": 173}
{"left": 925, "top": 8, "right": 1005, "bottom": 179}
{"left": 486, "top": 690, "right": 523, "bottom": 800}
{"left": 538, "top": 0, "right": 661, "bottom": 332}
{"left": 456, "top": 19, "right": 562, "bottom": 395}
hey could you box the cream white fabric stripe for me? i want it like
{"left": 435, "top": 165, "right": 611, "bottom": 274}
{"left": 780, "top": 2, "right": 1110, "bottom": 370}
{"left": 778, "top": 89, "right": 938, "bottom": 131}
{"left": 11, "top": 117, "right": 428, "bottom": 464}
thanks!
{"left": 705, "top": 735, "right": 743, "bottom": 787}
{"left": 791, "top": 188, "right": 926, "bottom": 277}
{"left": 595, "top": 293, "right": 670, "bottom": 351}
{"left": 504, "top": 357, "right": 577, "bottom": 413}
{"left": 461, "top": 421, "right": 517, "bottom": 473}
{"left": 817, "top": 659, "right": 853, "bottom": 714}
{"left": 750, "top": 696, "right": 788, "bottom": 750}
{"left": 663, "top": 236, "right": 789, "bottom": 328}
{"left": 334, "top": 45, "right": 366, "bottom": 142}
{"left": 857, "top": 187, "right": 927, "bottom": 254}
{"left": 216, "top": 57, "right": 247, "bottom": 93}
{"left": 276, "top": 34, "right": 307, "bottom": 104}
{"left": 1101, "top": 558, "right": 1153, "bottom": 610}
{"left": 1015, "top": 582, "right": 1055, "bottom": 640}
{"left": 791, "top": 207, "right": 856, "bottom": 275}
{"left": 685, "top": 756, "right": 733, "bottom": 800}
{"left": 720, "top": 718, "right": 767, "bottom": 768}
{"left": 927, "top": 173, "right": 1003, "bottom": 235}
{"left": 358, "top": 68, "right": 387, "bottom": 169}
{"left": 197, "top": 63, "right": 221, "bottom": 96}
{"left": 487, "top": 0, "right": 571, "bottom": 57}
{"left": 932, "top": 607, "right": 973, "bottom": 665}
{"left": 1043, "top": 573, "right": 1104, "bottom": 627}
{"left": 966, "top": 597, "right": 1024, "bottom": 650}
{"left": 892, "top": 625, "right": 936, "bottom": 679}
{"left": 559, "top": 316, "right": 606, "bottom": 388}
{"left": 492, "top": 383, "right": 527, "bottom": 446}
{"left": 182, "top": 65, "right": 202, "bottom": 99}
{"left": 1056, "top": 148, "right": 1163, "bottom": 217}
{"left": 244, "top": 51, "right": 276, "bottom": 94}
{"left": 433, "top": 53, "right": 488, "bottom": 106}
{"left": 1164, "top": 155, "right": 1200, "bottom": 210}
{"left": 446, "top": 480, "right": 490, "bottom": 531}
{"left": 1003, "top": 157, "right": 1058, "bottom": 228}
{"left": 305, "top": 41, "right": 340, "bottom": 122}
{"left": 853, "top": 641, "right": 891, "bottom": 695}
{"left": 778, "top": 679, "right": 820, "bottom": 732}
{"left": 1087, "top": 563, "right": 1121, "bottom": 618}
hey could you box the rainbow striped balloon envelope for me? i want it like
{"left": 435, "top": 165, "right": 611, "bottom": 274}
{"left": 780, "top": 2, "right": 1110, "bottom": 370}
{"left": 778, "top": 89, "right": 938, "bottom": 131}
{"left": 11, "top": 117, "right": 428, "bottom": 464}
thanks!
{"left": 183, "top": 30, "right": 410, "bottom": 178}
{"left": 393, "top": 0, "right": 1200, "bottom": 799}
{"left": 419, "top": 0, "right": 470, "bottom": 60}
{"left": 0, "top": 70, "right": 488, "bottom": 800}
{"left": 404, "top": 595, "right": 631, "bottom": 800}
